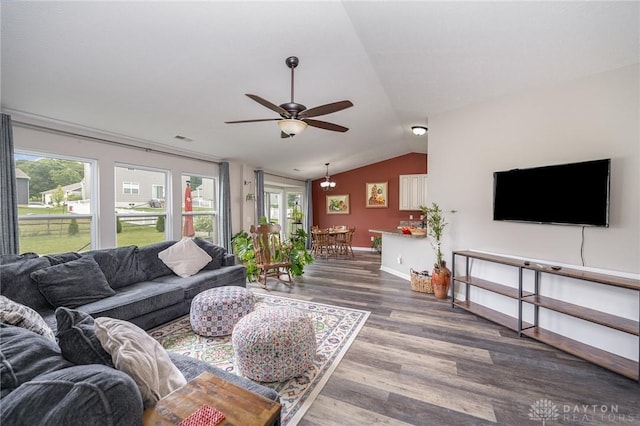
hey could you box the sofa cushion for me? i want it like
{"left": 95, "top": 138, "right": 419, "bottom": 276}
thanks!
{"left": 158, "top": 238, "right": 212, "bottom": 278}
{"left": 0, "top": 252, "right": 39, "bottom": 265}
{"left": 0, "top": 364, "right": 143, "bottom": 426}
{"left": 152, "top": 265, "right": 246, "bottom": 300}
{"left": 0, "top": 323, "right": 74, "bottom": 398}
{"left": 84, "top": 246, "right": 146, "bottom": 289}
{"left": 136, "top": 241, "right": 175, "bottom": 280}
{"left": 0, "top": 295, "right": 56, "bottom": 341}
{"left": 55, "top": 307, "right": 114, "bottom": 367}
{"left": 30, "top": 256, "right": 116, "bottom": 309}
{"left": 193, "top": 238, "right": 227, "bottom": 270}
{"left": 76, "top": 281, "right": 184, "bottom": 321}
{"left": 0, "top": 257, "right": 52, "bottom": 311}
{"left": 95, "top": 317, "right": 186, "bottom": 408}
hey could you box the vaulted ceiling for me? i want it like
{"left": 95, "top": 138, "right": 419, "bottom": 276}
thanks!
{"left": 2, "top": 2, "right": 638, "bottom": 179}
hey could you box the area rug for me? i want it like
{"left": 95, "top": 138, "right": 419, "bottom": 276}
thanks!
{"left": 149, "top": 294, "right": 370, "bottom": 425}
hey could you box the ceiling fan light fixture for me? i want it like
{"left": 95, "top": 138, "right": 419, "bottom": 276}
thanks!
{"left": 411, "top": 125, "right": 428, "bottom": 136}
{"left": 278, "top": 119, "right": 308, "bottom": 136}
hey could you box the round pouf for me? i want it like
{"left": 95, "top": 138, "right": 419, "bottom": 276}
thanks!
{"left": 190, "top": 286, "right": 255, "bottom": 337}
{"left": 232, "top": 307, "right": 316, "bottom": 382}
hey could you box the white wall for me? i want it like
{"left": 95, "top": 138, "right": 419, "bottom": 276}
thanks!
{"left": 427, "top": 64, "right": 639, "bottom": 361}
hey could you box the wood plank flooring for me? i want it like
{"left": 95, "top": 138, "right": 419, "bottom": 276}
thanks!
{"left": 247, "top": 252, "right": 639, "bottom": 426}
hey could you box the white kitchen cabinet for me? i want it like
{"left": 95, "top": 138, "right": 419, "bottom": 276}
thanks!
{"left": 399, "top": 174, "right": 427, "bottom": 210}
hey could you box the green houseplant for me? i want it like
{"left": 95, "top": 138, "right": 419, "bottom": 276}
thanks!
{"left": 232, "top": 226, "right": 313, "bottom": 283}
{"left": 420, "top": 202, "right": 453, "bottom": 299}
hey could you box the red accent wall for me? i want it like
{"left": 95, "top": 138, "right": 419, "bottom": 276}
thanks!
{"left": 312, "top": 153, "right": 427, "bottom": 248}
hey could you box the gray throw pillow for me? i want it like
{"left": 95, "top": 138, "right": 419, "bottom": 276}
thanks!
{"left": 55, "top": 307, "right": 114, "bottom": 367}
{"left": 193, "top": 238, "right": 226, "bottom": 270}
{"left": 0, "top": 323, "right": 74, "bottom": 398}
{"left": 136, "top": 241, "right": 175, "bottom": 280}
{"left": 0, "top": 257, "right": 53, "bottom": 311}
{"left": 84, "top": 245, "right": 146, "bottom": 289}
{"left": 0, "top": 295, "right": 56, "bottom": 341}
{"left": 30, "top": 256, "right": 115, "bottom": 309}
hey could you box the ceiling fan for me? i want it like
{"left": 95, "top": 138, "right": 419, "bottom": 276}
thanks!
{"left": 225, "top": 56, "right": 353, "bottom": 138}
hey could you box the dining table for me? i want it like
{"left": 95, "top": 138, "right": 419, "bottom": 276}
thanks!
{"left": 311, "top": 227, "right": 352, "bottom": 259}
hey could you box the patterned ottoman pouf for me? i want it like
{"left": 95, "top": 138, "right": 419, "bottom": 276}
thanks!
{"left": 232, "top": 307, "right": 316, "bottom": 382}
{"left": 190, "top": 286, "right": 255, "bottom": 337}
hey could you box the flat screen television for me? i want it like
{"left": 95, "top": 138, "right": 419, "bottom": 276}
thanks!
{"left": 493, "top": 158, "right": 610, "bottom": 227}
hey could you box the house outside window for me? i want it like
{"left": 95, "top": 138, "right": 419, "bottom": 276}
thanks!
{"left": 115, "top": 165, "right": 167, "bottom": 247}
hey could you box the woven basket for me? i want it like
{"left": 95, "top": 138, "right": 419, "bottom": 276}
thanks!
{"left": 410, "top": 269, "right": 433, "bottom": 293}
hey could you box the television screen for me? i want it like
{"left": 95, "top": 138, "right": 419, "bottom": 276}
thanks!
{"left": 493, "top": 159, "right": 610, "bottom": 227}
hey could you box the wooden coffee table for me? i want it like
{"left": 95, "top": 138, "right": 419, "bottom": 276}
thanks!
{"left": 143, "top": 371, "right": 281, "bottom": 426}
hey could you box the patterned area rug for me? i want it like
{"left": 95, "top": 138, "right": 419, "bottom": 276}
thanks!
{"left": 150, "top": 294, "right": 370, "bottom": 425}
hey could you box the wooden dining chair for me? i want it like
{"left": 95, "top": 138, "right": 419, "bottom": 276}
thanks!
{"left": 313, "top": 229, "right": 336, "bottom": 259}
{"left": 250, "top": 224, "right": 293, "bottom": 288}
{"left": 336, "top": 226, "right": 355, "bottom": 258}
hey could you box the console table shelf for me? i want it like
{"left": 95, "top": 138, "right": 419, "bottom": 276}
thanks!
{"left": 455, "top": 276, "right": 534, "bottom": 299}
{"left": 452, "top": 250, "right": 640, "bottom": 382}
{"left": 521, "top": 327, "right": 638, "bottom": 381}
{"left": 454, "top": 300, "right": 532, "bottom": 331}
{"left": 521, "top": 294, "right": 639, "bottom": 335}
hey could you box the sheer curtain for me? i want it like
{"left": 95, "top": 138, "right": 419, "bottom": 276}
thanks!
{"left": 1, "top": 114, "right": 19, "bottom": 255}
{"left": 255, "top": 170, "right": 265, "bottom": 221}
{"left": 219, "top": 162, "right": 232, "bottom": 251}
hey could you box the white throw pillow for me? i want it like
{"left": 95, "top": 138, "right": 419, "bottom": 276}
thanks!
{"left": 157, "top": 238, "right": 212, "bottom": 278}
{"left": 94, "top": 317, "right": 186, "bottom": 407}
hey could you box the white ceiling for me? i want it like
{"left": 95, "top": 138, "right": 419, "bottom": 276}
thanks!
{"left": 2, "top": 1, "right": 638, "bottom": 180}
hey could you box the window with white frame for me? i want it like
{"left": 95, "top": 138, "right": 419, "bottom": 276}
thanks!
{"left": 115, "top": 165, "right": 168, "bottom": 247}
{"left": 122, "top": 181, "right": 139, "bottom": 195}
{"left": 181, "top": 174, "right": 218, "bottom": 244}
{"left": 14, "top": 151, "right": 95, "bottom": 254}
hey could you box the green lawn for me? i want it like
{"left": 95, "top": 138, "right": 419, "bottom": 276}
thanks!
{"left": 18, "top": 206, "right": 213, "bottom": 254}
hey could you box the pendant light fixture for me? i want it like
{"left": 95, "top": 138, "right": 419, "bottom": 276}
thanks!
{"left": 320, "top": 163, "right": 336, "bottom": 191}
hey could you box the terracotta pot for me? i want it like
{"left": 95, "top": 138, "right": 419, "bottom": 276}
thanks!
{"left": 431, "top": 261, "right": 451, "bottom": 299}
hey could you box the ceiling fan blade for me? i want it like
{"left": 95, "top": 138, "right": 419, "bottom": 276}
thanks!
{"left": 281, "top": 131, "right": 291, "bottom": 139}
{"left": 245, "top": 94, "right": 291, "bottom": 118}
{"left": 305, "top": 119, "right": 349, "bottom": 133}
{"left": 224, "top": 118, "right": 281, "bottom": 124}
{"left": 298, "top": 100, "right": 353, "bottom": 118}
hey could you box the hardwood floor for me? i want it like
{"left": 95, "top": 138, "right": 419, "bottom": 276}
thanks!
{"left": 247, "top": 252, "right": 639, "bottom": 426}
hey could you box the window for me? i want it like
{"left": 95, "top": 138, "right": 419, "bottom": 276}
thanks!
{"left": 115, "top": 165, "right": 167, "bottom": 247}
{"left": 152, "top": 184, "right": 165, "bottom": 200}
{"left": 122, "top": 181, "right": 139, "bottom": 195}
{"left": 15, "top": 151, "right": 95, "bottom": 254}
{"left": 182, "top": 175, "right": 217, "bottom": 244}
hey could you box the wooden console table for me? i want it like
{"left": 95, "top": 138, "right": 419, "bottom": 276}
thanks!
{"left": 451, "top": 250, "right": 640, "bottom": 382}
{"left": 143, "top": 372, "right": 281, "bottom": 426}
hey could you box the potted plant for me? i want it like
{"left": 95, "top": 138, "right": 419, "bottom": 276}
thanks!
{"left": 420, "top": 202, "right": 453, "bottom": 299}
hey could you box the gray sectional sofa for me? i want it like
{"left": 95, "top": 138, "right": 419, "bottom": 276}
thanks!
{"left": 0, "top": 238, "right": 280, "bottom": 426}
{"left": 0, "top": 238, "right": 246, "bottom": 331}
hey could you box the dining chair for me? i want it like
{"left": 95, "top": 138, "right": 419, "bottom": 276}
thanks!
{"left": 313, "top": 229, "right": 336, "bottom": 259}
{"left": 336, "top": 226, "right": 355, "bottom": 258}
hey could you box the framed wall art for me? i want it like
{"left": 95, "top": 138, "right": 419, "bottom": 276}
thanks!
{"left": 326, "top": 194, "right": 350, "bottom": 214}
{"left": 366, "top": 182, "right": 388, "bottom": 208}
